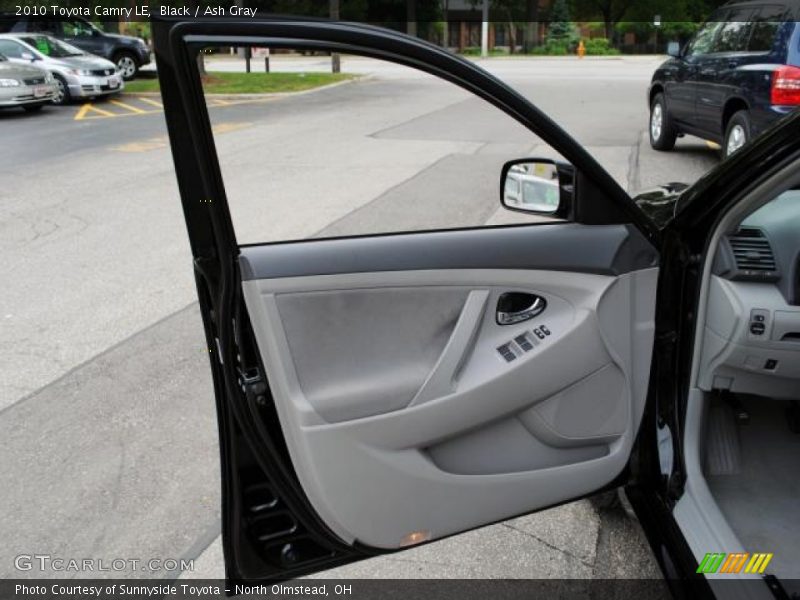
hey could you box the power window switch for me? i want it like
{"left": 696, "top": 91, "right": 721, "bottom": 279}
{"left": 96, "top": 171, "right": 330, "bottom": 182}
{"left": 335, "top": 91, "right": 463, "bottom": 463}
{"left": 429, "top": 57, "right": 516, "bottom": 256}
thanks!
{"left": 497, "top": 343, "right": 517, "bottom": 363}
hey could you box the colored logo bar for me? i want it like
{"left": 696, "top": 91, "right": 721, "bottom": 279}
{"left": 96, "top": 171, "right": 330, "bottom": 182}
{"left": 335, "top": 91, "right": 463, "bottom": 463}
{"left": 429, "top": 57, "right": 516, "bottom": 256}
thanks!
{"left": 697, "top": 552, "right": 773, "bottom": 574}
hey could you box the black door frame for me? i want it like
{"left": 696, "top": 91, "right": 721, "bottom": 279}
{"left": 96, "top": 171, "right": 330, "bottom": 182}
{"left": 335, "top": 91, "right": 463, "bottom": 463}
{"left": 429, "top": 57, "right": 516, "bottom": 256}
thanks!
{"left": 152, "top": 15, "right": 664, "bottom": 582}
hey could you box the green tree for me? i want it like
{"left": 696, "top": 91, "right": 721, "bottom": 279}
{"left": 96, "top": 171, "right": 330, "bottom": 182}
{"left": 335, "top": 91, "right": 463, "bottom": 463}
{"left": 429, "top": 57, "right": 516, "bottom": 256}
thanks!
{"left": 491, "top": 0, "right": 524, "bottom": 52}
{"left": 523, "top": 0, "right": 541, "bottom": 51}
{"left": 572, "top": 0, "right": 634, "bottom": 40}
{"left": 546, "top": 0, "right": 578, "bottom": 46}
{"left": 612, "top": 0, "right": 719, "bottom": 50}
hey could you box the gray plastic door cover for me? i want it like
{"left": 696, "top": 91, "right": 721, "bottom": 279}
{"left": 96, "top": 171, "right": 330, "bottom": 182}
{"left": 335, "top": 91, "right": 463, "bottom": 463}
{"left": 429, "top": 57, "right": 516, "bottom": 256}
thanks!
{"left": 240, "top": 223, "right": 658, "bottom": 550}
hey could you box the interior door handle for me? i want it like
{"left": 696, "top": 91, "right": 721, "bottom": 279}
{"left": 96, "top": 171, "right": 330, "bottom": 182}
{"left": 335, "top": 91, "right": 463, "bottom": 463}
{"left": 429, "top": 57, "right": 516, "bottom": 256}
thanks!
{"left": 496, "top": 292, "right": 546, "bottom": 325}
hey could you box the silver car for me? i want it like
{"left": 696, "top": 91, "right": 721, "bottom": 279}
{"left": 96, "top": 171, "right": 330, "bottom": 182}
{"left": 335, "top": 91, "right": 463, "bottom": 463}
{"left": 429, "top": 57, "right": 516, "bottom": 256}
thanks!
{"left": 0, "top": 33, "right": 123, "bottom": 105}
{"left": 0, "top": 51, "right": 56, "bottom": 112}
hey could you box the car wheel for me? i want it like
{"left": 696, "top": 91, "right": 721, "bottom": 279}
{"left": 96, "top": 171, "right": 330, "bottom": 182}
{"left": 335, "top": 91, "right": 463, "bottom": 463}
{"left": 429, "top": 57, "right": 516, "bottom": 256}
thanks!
{"left": 23, "top": 104, "right": 44, "bottom": 113}
{"left": 114, "top": 51, "right": 138, "bottom": 80}
{"left": 723, "top": 110, "right": 751, "bottom": 158}
{"left": 649, "top": 93, "right": 678, "bottom": 151}
{"left": 51, "top": 75, "right": 70, "bottom": 105}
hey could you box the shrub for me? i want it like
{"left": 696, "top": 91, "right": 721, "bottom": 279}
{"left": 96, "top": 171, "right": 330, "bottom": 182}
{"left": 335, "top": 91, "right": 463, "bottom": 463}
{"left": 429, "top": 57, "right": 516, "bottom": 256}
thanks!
{"left": 530, "top": 43, "right": 570, "bottom": 55}
{"left": 459, "top": 46, "right": 510, "bottom": 57}
{"left": 584, "top": 38, "right": 621, "bottom": 55}
{"left": 546, "top": 0, "right": 580, "bottom": 48}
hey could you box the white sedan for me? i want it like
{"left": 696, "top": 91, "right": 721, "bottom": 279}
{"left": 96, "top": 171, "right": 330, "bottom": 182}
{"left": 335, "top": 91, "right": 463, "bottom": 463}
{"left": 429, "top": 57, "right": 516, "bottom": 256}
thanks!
{"left": 0, "top": 33, "right": 123, "bottom": 105}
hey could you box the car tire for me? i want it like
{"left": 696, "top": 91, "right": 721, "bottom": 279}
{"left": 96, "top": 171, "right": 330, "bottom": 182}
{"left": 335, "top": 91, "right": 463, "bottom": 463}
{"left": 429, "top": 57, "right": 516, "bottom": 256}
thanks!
{"left": 51, "top": 75, "right": 70, "bottom": 106}
{"left": 649, "top": 93, "right": 678, "bottom": 151}
{"left": 23, "top": 104, "right": 44, "bottom": 113}
{"left": 114, "top": 51, "right": 138, "bottom": 81}
{"left": 723, "top": 110, "right": 751, "bottom": 159}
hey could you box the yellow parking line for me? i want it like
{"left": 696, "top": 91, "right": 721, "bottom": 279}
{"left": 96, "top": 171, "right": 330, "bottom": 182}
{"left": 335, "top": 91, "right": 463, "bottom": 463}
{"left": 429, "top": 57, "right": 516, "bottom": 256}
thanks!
{"left": 74, "top": 103, "right": 92, "bottom": 120}
{"left": 112, "top": 121, "right": 253, "bottom": 152}
{"left": 137, "top": 97, "right": 163, "bottom": 108}
{"left": 76, "top": 94, "right": 276, "bottom": 121}
{"left": 79, "top": 107, "right": 164, "bottom": 120}
{"left": 706, "top": 140, "right": 721, "bottom": 150}
{"left": 74, "top": 103, "right": 116, "bottom": 120}
{"left": 109, "top": 99, "right": 147, "bottom": 114}
{"left": 114, "top": 136, "right": 169, "bottom": 152}
{"left": 212, "top": 121, "right": 253, "bottom": 135}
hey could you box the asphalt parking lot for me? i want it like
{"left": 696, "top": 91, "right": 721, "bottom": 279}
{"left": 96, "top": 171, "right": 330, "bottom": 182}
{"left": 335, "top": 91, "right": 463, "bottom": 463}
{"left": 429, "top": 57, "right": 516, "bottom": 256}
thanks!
{"left": 0, "top": 55, "right": 720, "bottom": 582}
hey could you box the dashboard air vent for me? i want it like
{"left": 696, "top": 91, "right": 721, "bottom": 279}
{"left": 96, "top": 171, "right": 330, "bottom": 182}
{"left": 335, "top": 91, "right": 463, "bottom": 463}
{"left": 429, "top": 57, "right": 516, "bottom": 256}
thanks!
{"left": 729, "top": 228, "right": 777, "bottom": 276}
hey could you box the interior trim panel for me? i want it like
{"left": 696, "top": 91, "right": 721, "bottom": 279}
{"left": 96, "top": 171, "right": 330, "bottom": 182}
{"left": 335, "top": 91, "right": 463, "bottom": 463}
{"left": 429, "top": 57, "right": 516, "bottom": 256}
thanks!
{"left": 239, "top": 223, "right": 658, "bottom": 280}
{"left": 699, "top": 274, "right": 800, "bottom": 399}
{"left": 242, "top": 266, "right": 658, "bottom": 549}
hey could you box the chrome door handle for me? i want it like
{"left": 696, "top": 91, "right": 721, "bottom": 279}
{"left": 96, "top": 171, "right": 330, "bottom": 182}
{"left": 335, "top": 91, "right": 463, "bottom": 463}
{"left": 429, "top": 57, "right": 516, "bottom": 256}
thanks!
{"left": 496, "top": 292, "right": 546, "bottom": 325}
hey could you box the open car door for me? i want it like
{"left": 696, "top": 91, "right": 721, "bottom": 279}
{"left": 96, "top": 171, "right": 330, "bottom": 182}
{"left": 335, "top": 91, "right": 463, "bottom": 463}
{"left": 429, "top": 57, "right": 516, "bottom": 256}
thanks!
{"left": 153, "top": 17, "right": 662, "bottom": 581}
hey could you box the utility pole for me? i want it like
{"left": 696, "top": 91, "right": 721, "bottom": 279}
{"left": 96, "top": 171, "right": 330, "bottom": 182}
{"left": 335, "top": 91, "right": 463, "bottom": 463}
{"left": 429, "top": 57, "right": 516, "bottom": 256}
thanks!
{"left": 442, "top": 0, "right": 449, "bottom": 49}
{"left": 523, "top": 0, "right": 538, "bottom": 53}
{"left": 481, "top": 0, "right": 489, "bottom": 58}
{"left": 407, "top": 1, "right": 417, "bottom": 38}
{"left": 330, "top": 0, "right": 341, "bottom": 73}
{"left": 653, "top": 15, "right": 661, "bottom": 55}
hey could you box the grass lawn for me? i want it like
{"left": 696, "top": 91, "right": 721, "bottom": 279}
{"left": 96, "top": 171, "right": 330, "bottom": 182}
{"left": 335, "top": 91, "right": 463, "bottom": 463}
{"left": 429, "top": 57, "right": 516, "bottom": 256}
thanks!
{"left": 124, "top": 72, "right": 355, "bottom": 94}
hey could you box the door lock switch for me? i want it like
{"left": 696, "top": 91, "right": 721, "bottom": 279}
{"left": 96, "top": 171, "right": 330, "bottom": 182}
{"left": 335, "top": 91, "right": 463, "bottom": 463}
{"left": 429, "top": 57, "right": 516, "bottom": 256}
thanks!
{"left": 748, "top": 309, "right": 770, "bottom": 338}
{"left": 514, "top": 333, "right": 535, "bottom": 352}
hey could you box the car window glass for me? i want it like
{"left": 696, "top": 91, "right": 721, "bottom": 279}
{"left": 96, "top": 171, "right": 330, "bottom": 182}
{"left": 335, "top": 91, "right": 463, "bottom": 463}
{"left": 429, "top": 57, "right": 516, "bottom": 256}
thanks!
{"left": 21, "top": 36, "right": 50, "bottom": 56}
{"left": 747, "top": 5, "right": 786, "bottom": 51}
{"left": 711, "top": 9, "right": 754, "bottom": 52}
{"left": 686, "top": 16, "right": 726, "bottom": 56}
{"left": 27, "top": 20, "right": 60, "bottom": 35}
{"left": 0, "top": 39, "right": 25, "bottom": 58}
{"left": 62, "top": 20, "right": 94, "bottom": 37}
{"left": 20, "top": 36, "right": 83, "bottom": 57}
{"left": 204, "top": 49, "right": 565, "bottom": 245}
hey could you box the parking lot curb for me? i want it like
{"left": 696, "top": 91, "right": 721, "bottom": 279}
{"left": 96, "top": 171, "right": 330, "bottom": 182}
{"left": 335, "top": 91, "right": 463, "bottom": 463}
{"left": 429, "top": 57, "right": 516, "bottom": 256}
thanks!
{"left": 120, "top": 75, "right": 365, "bottom": 102}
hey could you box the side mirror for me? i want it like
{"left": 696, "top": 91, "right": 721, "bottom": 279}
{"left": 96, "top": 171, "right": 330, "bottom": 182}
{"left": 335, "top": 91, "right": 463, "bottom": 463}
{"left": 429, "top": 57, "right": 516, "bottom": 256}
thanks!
{"left": 667, "top": 42, "right": 681, "bottom": 58}
{"left": 500, "top": 158, "right": 574, "bottom": 216}
{"left": 20, "top": 52, "right": 36, "bottom": 61}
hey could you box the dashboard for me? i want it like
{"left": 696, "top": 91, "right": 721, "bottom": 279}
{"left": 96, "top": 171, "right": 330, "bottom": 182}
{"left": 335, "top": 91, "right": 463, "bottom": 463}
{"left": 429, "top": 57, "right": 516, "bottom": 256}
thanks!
{"left": 699, "top": 191, "right": 800, "bottom": 400}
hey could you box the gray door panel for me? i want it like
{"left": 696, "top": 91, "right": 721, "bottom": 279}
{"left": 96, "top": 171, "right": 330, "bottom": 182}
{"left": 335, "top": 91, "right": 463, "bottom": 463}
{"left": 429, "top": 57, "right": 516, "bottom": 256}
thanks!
{"left": 241, "top": 261, "right": 658, "bottom": 549}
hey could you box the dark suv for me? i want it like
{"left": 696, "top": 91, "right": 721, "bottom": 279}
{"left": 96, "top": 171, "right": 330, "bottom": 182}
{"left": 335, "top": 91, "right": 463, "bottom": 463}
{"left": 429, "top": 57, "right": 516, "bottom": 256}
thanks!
{"left": 648, "top": 1, "right": 800, "bottom": 158}
{"left": 0, "top": 16, "right": 150, "bottom": 80}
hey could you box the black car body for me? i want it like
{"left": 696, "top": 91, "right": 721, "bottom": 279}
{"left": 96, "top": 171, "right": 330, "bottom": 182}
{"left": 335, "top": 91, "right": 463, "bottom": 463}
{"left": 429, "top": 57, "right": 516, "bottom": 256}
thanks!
{"left": 154, "top": 15, "right": 800, "bottom": 599}
{"left": 0, "top": 15, "right": 150, "bottom": 79}
{"left": 648, "top": 0, "right": 800, "bottom": 157}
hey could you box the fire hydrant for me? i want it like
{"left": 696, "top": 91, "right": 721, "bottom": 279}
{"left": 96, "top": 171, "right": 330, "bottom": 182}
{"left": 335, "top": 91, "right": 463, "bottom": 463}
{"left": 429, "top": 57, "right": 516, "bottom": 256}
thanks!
{"left": 577, "top": 40, "right": 586, "bottom": 58}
